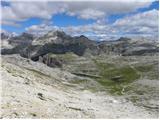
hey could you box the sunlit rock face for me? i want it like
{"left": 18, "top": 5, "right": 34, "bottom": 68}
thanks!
{"left": 1, "top": 30, "right": 159, "bottom": 61}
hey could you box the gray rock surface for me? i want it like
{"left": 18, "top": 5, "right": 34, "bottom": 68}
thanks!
{"left": 1, "top": 54, "right": 158, "bottom": 118}
{"left": 1, "top": 31, "right": 158, "bottom": 58}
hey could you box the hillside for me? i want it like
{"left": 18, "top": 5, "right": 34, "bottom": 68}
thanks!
{"left": 1, "top": 31, "right": 159, "bottom": 118}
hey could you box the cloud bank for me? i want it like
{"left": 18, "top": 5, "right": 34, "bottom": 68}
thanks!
{"left": 26, "top": 9, "right": 159, "bottom": 40}
{"left": 1, "top": 0, "right": 159, "bottom": 40}
{"left": 2, "top": 0, "right": 155, "bottom": 25}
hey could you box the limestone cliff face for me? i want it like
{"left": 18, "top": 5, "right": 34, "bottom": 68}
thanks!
{"left": 1, "top": 31, "right": 158, "bottom": 60}
{"left": 8, "top": 32, "right": 35, "bottom": 46}
{"left": 19, "top": 31, "right": 99, "bottom": 60}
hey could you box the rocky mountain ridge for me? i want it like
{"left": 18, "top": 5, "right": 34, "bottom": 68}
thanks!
{"left": 1, "top": 30, "right": 158, "bottom": 64}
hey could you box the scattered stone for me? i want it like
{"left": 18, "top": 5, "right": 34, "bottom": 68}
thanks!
{"left": 89, "top": 98, "right": 92, "bottom": 103}
{"left": 24, "top": 79, "right": 30, "bottom": 85}
{"left": 143, "top": 105, "right": 159, "bottom": 110}
{"left": 37, "top": 93, "right": 45, "bottom": 101}
{"left": 111, "top": 76, "right": 123, "bottom": 82}
{"left": 30, "top": 113, "right": 37, "bottom": 117}
{"left": 13, "top": 112, "right": 18, "bottom": 116}
{"left": 68, "top": 107, "right": 82, "bottom": 111}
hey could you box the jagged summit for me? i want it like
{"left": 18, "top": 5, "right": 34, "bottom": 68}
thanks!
{"left": 1, "top": 31, "right": 18, "bottom": 40}
{"left": 1, "top": 32, "right": 10, "bottom": 40}
{"left": 8, "top": 32, "right": 35, "bottom": 46}
{"left": 117, "top": 37, "right": 131, "bottom": 41}
{"left": 20, "top": 32, "right": 34, "bottom": 38}
{"left": 44, "top": 30, "right": 68, "bottom": 38}
{"left": 32, "top": 30, "right": 73, "bottom": 45}
{"left": 1, "top": 30, "right": 158, "bottom": 60}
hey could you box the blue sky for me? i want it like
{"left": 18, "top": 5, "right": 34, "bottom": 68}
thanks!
{"left": 1, "top": 0, "right": 159, "bottom": 40}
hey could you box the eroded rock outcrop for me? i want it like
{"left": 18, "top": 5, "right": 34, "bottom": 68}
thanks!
{"left": 1, "top": 31, "right": 158, "bottom": 59}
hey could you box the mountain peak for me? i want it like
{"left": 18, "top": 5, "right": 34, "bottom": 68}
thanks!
{"left": 46, "top": 30, "right": 67, "bottom": 37}
{"left": 32, "top": 30, "right": 72, "bottom": 45}
{"left": 118, "top": 37, "right": 131, "bottom": 41}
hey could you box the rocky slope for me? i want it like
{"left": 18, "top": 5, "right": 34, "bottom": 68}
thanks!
{"left": 1, "top": 32, "right": 34, "bottom": 54}
{"left": 1, "top": 54, "right": 158, "bottom": 118}
{"left": 8, "top": 32, "right": 34, "bottom": 46}
{"left": 98, "top": 37, "right": 158, "bottom": 56}
{"left": 1, "top": 32, "right": 15, "bottom": 49}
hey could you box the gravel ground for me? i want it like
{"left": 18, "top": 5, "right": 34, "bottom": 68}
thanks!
{"left": 0, "top": 55, "right": 159, "bottom": 118}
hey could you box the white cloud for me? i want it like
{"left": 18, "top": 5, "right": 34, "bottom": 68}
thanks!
{"left": 2, "top": 0, "right": 158, "bottom": 40}
{"left": 25, "top": 9, "right": 158, "bottom": 40}
{"left": 65, "top": 1, "right": 154, "bottom": 20}
{"left": 113, "top": 9, "right": 159, "bottom": 34}
{"left": 1, "top": 20, "right": 21, "bottom": 27}
{"left": 1, "top": 0, "right": 156, "bottom": 26}
{"left": 65, "top": 9, "right": 159, "bottom": 40}
{"left": 25, "top": 23, "right": 60, "bottom": 36}
{"left": 1, "top": 1, "right": 67, "bottom": 26}
{"left": 76, "top": 9, "right": 105, "bottom": 20}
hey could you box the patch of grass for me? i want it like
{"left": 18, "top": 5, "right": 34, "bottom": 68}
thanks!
{"left": 93, "top": 60, "right": 115, "bottom": 71}
{"left": 135, "top": 64, "right": 154, "bottom": 72}
{"left": 1, "top": 64, "right": 4, "bottom": 67}
{"left": 135, "top": 64, "right": 158, "bottom": 80}
{"left": 48, "top": 52, "right": 78, "bottom": 62}
{"left": 93, "top": 60, "right": 140, "bottom": 95}
{"left": 72, "top": 72, "right": 101, "bottom": 79}
{"left": 94, "top": 60, "right": 140, "bottom": 83}
{"left": 24, "top": 67, "right": 51, "bottom": 78}
{"left": 86, "top": 86, "right": 101, "bottom": 93}
{"left": 70, "top": 79, "right": 88, "bottom": 84}
{"left": 96, "top": 79, "right": 125, "bottom": 95}
{"left": 130, "top": 96, "right": 140, "bottom": 103}
{"left": 69, "top": 79, "right": 104, "bottom": 93}
{"left": 148, "top": 72, "right": 159, "bottom": 80}
{"left": 5, "top": 67, "right": 24, "bottom": 77}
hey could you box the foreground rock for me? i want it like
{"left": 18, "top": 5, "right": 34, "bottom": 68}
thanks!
{"left": 1, "top": 54, "right": 158, "bottom": 118}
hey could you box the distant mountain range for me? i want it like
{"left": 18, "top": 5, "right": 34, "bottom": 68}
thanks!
{"left": 1, "top": 30, "right": 158, "bottom": 61}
